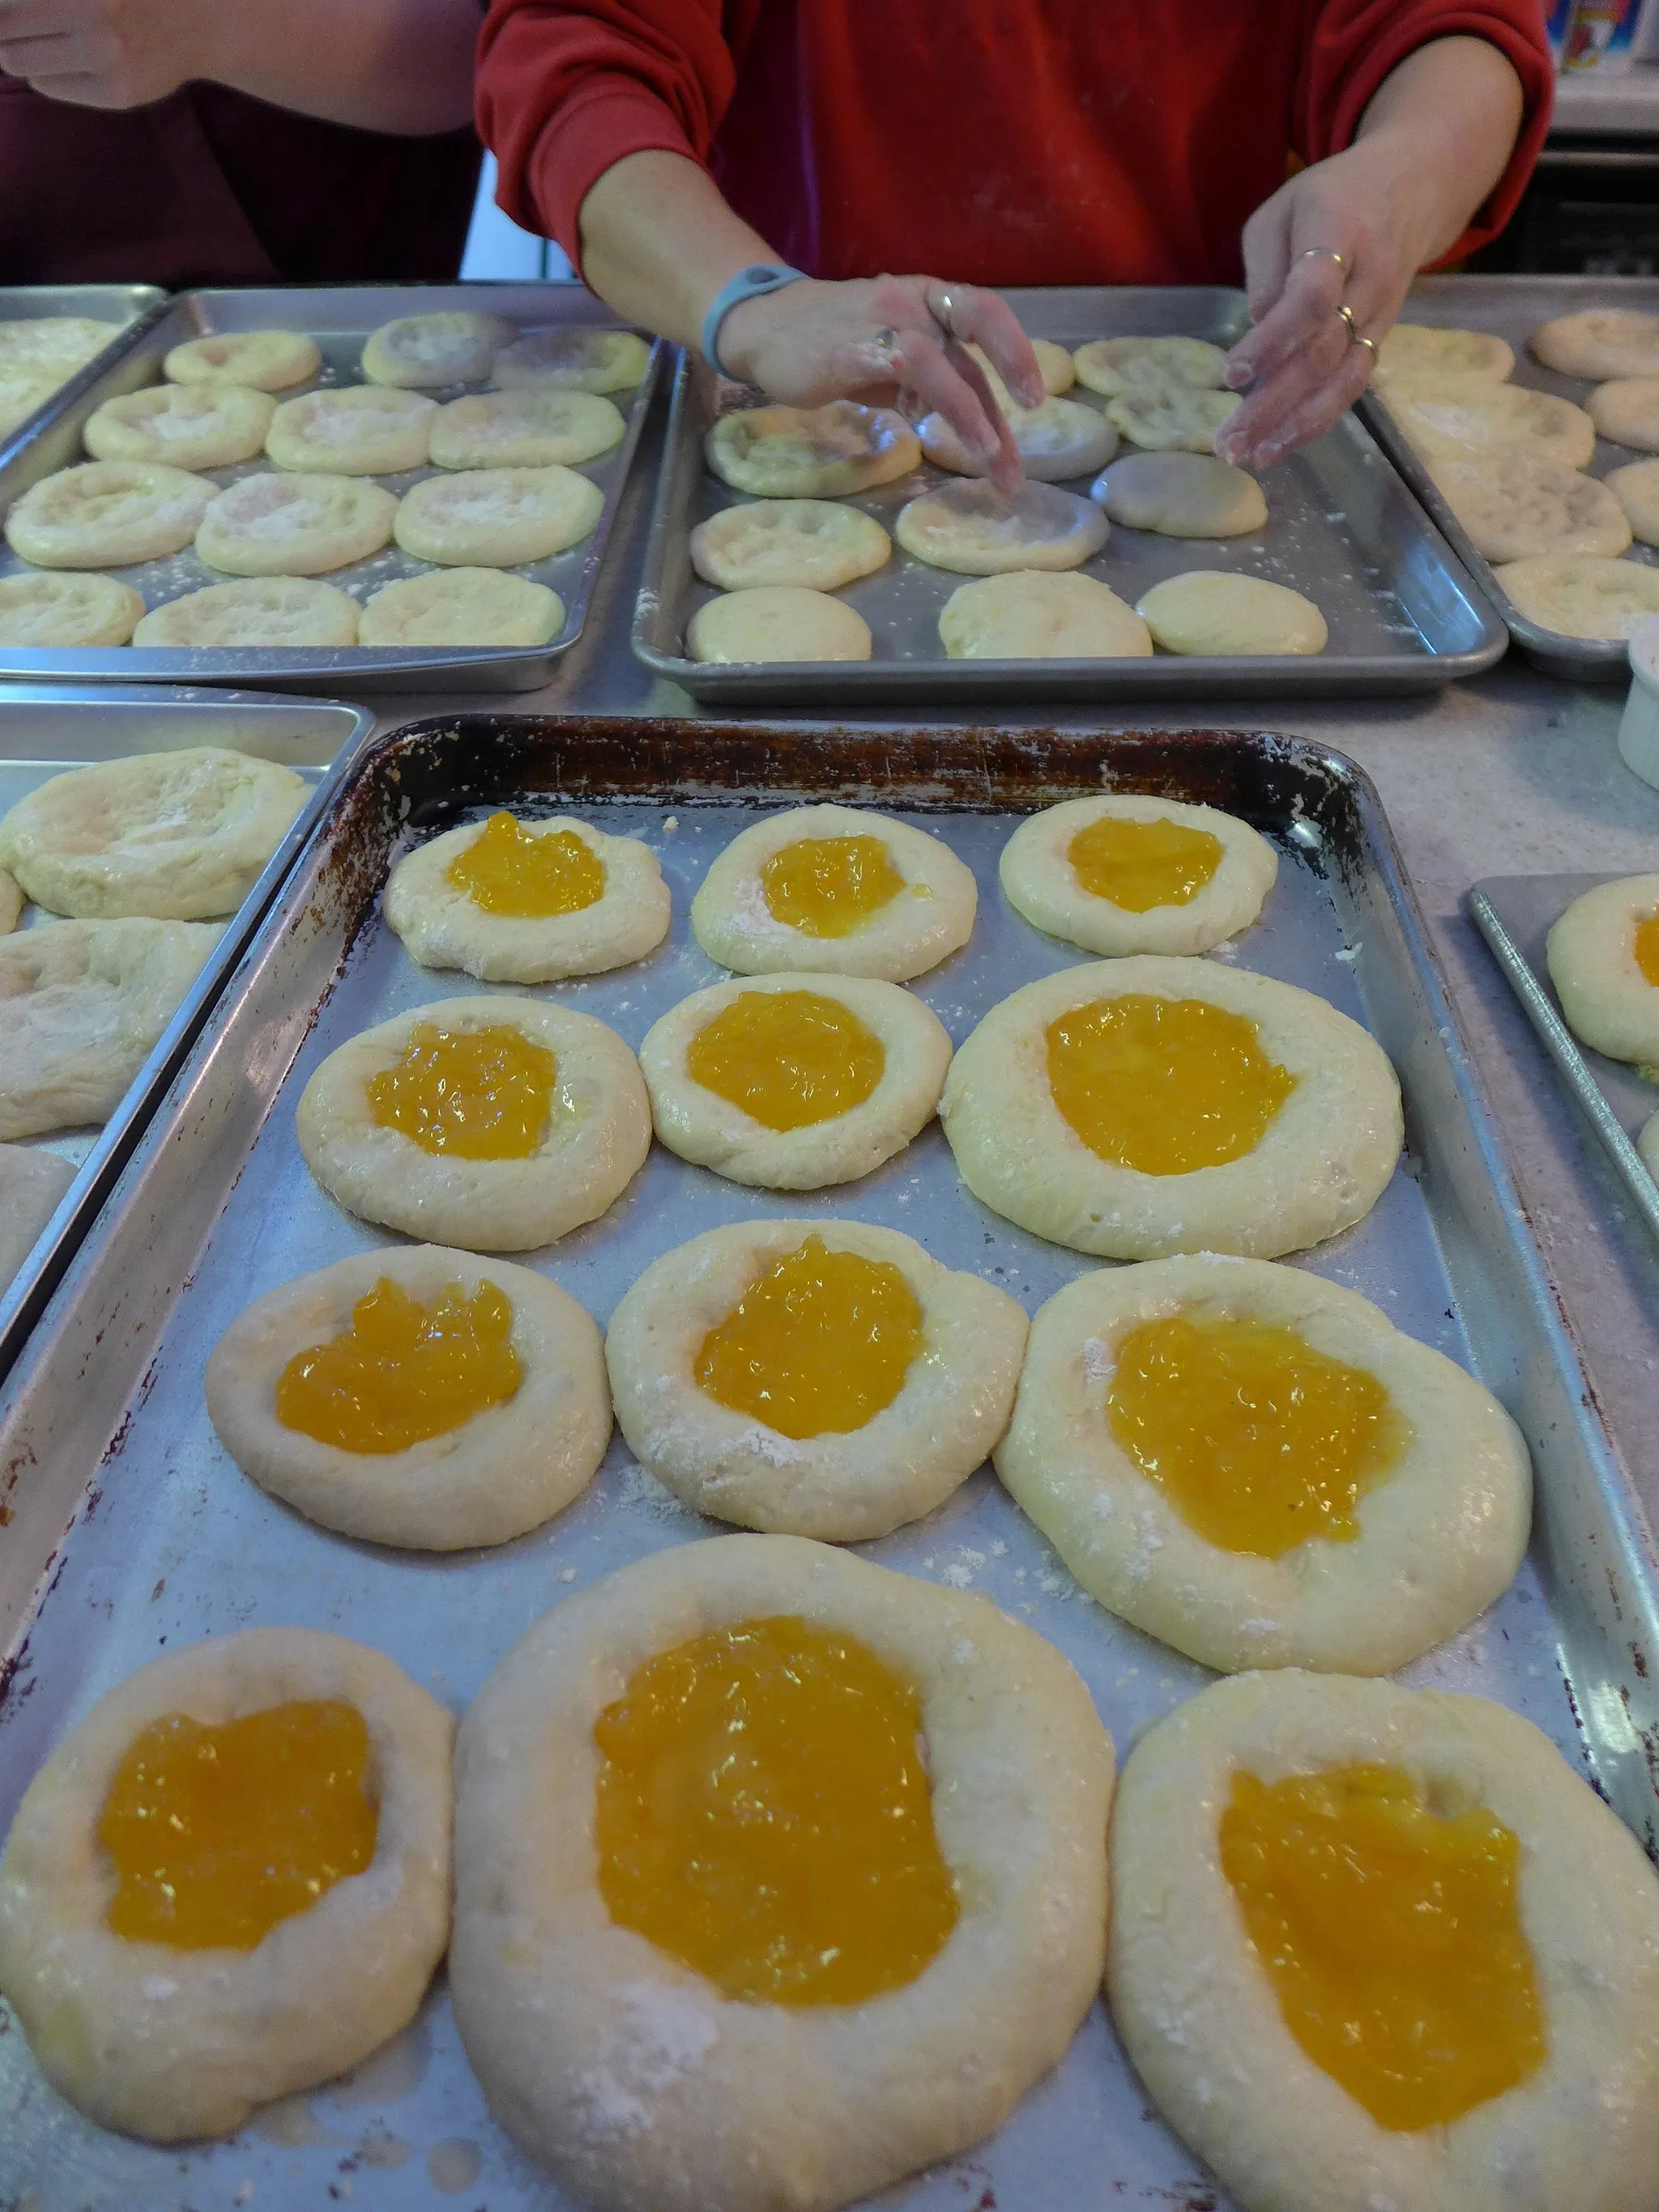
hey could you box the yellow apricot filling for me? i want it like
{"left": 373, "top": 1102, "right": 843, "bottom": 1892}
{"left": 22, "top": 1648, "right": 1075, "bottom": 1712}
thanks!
{"left": 367, "top": 1021, "right": 557, "bottom": 1160}
{"left": 1104, "top": 1311, "right": 1410, "bottom": 1557}
{"left": 445, "top": 812, "right": 605, "bottom": 918}
{"left": 595, "top": 1615, "right": 958, "bottom": 2005}
{"left": 100, "top": 1700, "right": 377, "bottom": 1950}
{"left": 1221, "top": 1763, "right": 1546, "bottom": 2130}
{"left": 1635, "top": 911, "right": 1659, "bottom": 987}
{"left": 685, "top": 989, "right": 885, "bottom": 1131}
{"left": 275, "top": 1276, "right": 520, "bottom": 1455}
{"left": 693, "top": 1233, "right": 925, "bottom": 1439}
{"left": 1068, "top": 813, "right": 1224, "bottom": 912}
{"left": 761, "top": 833, "right": 906, "bottom": 938}
{"left": 1046, "top": 994, "right": 1296, "bottom": 1174}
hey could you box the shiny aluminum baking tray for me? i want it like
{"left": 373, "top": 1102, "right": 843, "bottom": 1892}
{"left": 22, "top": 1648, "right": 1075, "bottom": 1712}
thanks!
{"left": 634, "top": 285, "right": 1507, "bottom": 702}
{"left": 1361, "top": 274, "right": 1659, "bottom": 680}
{"left": 0, "top": 285, "right": 170, "bottom": 475}
{"left": 1, "top": 719, "right": 1653, "bottom": 2211}
{"left": 0, "top": 283, "right": 661, "bottom": 694}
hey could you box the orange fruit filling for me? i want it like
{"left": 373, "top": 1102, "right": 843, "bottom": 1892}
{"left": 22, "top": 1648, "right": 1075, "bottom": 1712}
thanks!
{"left": 685, "top": 989, "right": 885, "bottom": 1131}
{"left": 445, "top": 812, "right": 605, "bottom": 918}
{"left": 761, "top": 834, "right": 906, "bottom": 938}
{"left": 1046, "top": 994, "right": 1295, "bottom": 1174}
{"left": 275, "top": 1275, "right": 520, "bottom": 1454}
{"left": 367, "top": 1021, "right": 556, "bottom": 1160}
{"left": 1067, "top": 813, "right": 1224, "bottom": 912}
{"left": 1634, "top": 911, "right": 1659, "bottom": 987}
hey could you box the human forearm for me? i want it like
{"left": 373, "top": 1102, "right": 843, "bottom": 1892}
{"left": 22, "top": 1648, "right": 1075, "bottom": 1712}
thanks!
{"left": 1354, "top": 35, "right": 1525, "bottom": 266}
{"left": 578, "top": 150, "right": 776, "bottom": 352}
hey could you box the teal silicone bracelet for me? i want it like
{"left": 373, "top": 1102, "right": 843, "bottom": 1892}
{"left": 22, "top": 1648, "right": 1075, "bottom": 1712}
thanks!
{"left": 701, "top": 264, "right": 808, "bottom": 377}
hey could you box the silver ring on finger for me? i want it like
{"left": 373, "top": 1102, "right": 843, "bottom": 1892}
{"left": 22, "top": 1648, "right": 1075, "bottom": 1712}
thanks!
{"left": 928, "top": 287, "right": 961, "bottom": 339}
{"left": 872, "top": 325, "right": 902, "bottom": 361}
{"left": 1299, "top": 246, "right": 1349, "bottom": 274}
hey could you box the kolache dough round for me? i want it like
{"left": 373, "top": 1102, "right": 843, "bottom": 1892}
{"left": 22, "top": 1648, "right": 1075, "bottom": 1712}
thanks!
{"left": 5, "top": 461, "right": 213, "bottom": 568}
{"left": 1388, "top": 379, "right": 1597, "bottom": 470}
{"left": 689, "top": 499, "right": 891, "bottom": 590}
{"left": 1532, "top": 305, "right": 1659, "bottom": 380}
{"left": 491, "top": 326, "right": 650, "bottom": 394}
{"left": 1545, "top": 874, "right": 1659, "bottom": 1068}
{"left": 686, "top": 586, "right": 872, "bottom": 664}
{"left": 1429, "top": 449, "right": 1631, "bottom": 561}
{"left": 689, "top": 802, "right": 976, "bottom": 981}
{"left": 1376, "top": 324, "right": 1515, "bottom": 382}
{"left": 938, "top": 570, "right": 1151, "bottom": 658}
{"left": 0, "top": 571, "right": 144, "bottom": 646}
{"left": 1606, "top": 455, "right": 1659, "bottom": 543}
{"left": 429, "top": 388, "right": 625, "bottom": 471}
{"left": 968, "top": 335, "right": 1076, "bottom": 397}
{"left": 1106, "top": 385, "right": 1240, "bottom": 454}
{"left": 132, "top": 578, "right": 360, "bottom": 649}
{"left": 1495, "top": 553, "right": 1659, "bottom": 640}
{"left": 358, "top": 569, "right": 565, "bottom": 649}
{"left": 999, "top": 792, "right": 1278, "bottom": 957}
{"left": 0, "top": 1627, "right": 453, "bottom": 2142}
{"left": 0, "top": 745, "right": 307, "bottom": 920}
{"left": 996, "top": 1255, "right": 1531, "bottom": 1675}
{"left": 196, "top": 471, "right": 397, "bottom": 576}
{"left": 1094, "top": 450, "right": 1267, "bottom": 537}
{"left": 83, "top": 384, "right": 276, "bottom": 471}
{"left": 384, "top": 812, "right": 670, "bottom": 983}
{"left": 917, "top": 394, "right": 1118, "bottom": 481}
{"left": 295, "top": 994, "right": 651, "bottom": 1250}
{"left": 205, "top": 1245, "right": 611, "bottom": 1550}
{"left": 0, "top": 1142, "right": 75, "bottom": 1291}
{"left": 605, "top": 1219, "right": 1028, "bottom": 1540}
{"left": 939, "top": 955, "right": 1402, "bottom": 1260}
{"left": 0, "top": 315, "right": 113, "bottom": 373}
{"left": 450, "top": 1533, "right": 1114, "bottom": 2212}
{"left": 894, "top": 478, "right": 1108, "bottom": 573}
{"left": 1587, "top": 375, "right": 1659, "bottom": 451}
{"left": 1073, "top": 335, "right": 1226, "bottom": 397}
{"left": 264, "top": 385, "right": 437, "bottom": 474}
{"left": 706, "top": 401, "right": 920, "bottom": 497}
{"left": 164, "top": 330, "right": 321, "bottom": 391}
{"left": 1137, "top": 570, "right": 1328, "bottom": 655}
{"left": 360, "top": 310, "right": 518, "bottom": 389}
{"left": 1108, "top": 1669, "right": 1659, "bottom": 2212}
{"left": 392, "top": 464, "right": 603, "bottom": 566}
{"left": 639, "top": 970, "right": 953, "bottom": 1189}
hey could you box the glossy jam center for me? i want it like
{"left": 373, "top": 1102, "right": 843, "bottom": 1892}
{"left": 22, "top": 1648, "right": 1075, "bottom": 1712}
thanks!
{"left": 1221, "top": 1763, "right": 1546, "bottom": 2130}
{"left": 1067, "top": 814, "right": 1224, "bottom": 912}
{"left": 367, "top": 1021, "right": 556, "bottom": 1160}
{"left": 1635, "top": 912, "right": 1659, "bottom": 987}
{"left": 693, "top": 1233, "right": 925, "bottom": 1439}
{"left": 595, "top": 1614, "right": 958, "bottom": 2005}
{"left": 444, "top": 812, "right": 605, "bottom": 918}
{"left": 274, "top": 1276, "right": 520, "bottom": 1455}
{"left": 685, "top": 989, "right": 885, "bottom": 1131}
{"left": 1047, "top": 994, "right": 1296, "bottom": 1174}
{"left": 761, "top": 834, "right": 906, "bottom": 938}
{"left": 99, "top": 1701, "right": 377, "bottom": 1950}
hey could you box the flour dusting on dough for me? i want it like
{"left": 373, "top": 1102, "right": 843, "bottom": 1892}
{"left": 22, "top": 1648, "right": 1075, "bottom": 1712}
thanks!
{"left": 575, "top": 1983, "right": 719, "bottom": 2139}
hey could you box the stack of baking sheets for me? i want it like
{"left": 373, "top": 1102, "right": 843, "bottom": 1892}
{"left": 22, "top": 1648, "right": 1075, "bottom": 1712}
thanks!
{"left": 0, "top": 285, "right": 168, "bottom": 466}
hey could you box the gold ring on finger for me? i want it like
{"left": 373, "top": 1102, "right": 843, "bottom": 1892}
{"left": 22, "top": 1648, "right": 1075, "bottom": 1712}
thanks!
{"left": 1354, "top": 332, "right": 1378, "bottom": 364}
{"left": 1299, "top": 246, "right": 1349, "bottom": 273}
{"left": 1335, "top": 302, "right": 1360, "bottom": 342}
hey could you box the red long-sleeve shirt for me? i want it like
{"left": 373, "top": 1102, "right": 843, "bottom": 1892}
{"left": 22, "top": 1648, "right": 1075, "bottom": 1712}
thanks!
{"left": 477, "top": 0, "right": 1553, "bottom": 288}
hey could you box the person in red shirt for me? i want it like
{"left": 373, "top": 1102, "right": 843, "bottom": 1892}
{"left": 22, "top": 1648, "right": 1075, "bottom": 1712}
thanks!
{"left": 478, "top": 1, "right": 1551, "bottom": 477}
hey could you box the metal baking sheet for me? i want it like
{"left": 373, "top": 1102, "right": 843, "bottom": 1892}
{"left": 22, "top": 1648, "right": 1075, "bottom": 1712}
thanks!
{"left": 0, "top": 283, "right": 661, "bottom": 694}
{"left": 0, "top": 286, "right": 170, "bottom": 474}
{"left": 2, "top": 718, "right": 1653, "bottom": 2212}
{"left": 633, "top": 286, "right": 1507, "bottom": 702}
{"left": 1362, "top": 274, "right": 1659, "bottom": 680}
{"left": 1470, "top": 872, "right": 1659, "bottom": 1243}
{"left": 0, "top": 683, "right": 370, "bottom": 1380}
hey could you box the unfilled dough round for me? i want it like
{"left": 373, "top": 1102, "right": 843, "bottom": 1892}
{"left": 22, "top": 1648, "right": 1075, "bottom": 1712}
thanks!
{"left": 0, "top": 918, "right": 221, "bottom": 1139}
{"left": 1108, "top": 1670, "right": 1659, "bottom": 2212}
{"left": 938, "top": 569, "right": 1151, "bottom": 658}
{"left": 1429, "top": 449, "right": 1631, "bottom": 561}
{"left": 0, "top": 571, "right": 144, "bottom": 646}
{"left": 1495, "top": 553, "right": 1659, "bottom": 640}
{"left": 1587, "top": 375, "right": 1659, "bottom": 452}
{"left": 940, "top": 955, "right": 1401, "bottom": 1260}
{"left": 133, "top": 578, "right": 360, "bottom": 649}
{"left": 689, "top": 803, "right": 977, "bottom": 981}
{"left": 490, "top": 327, "right": 650, "bottom": 394}
{"left": 968, "top": 335, "right": 1076, "bottom": 398}
{"left": 996, "top": 1254, "right": 1531, "bottom": 1674}
{"left": 0, "top": 369, "right": 57, "bottom": 438}
{"left": 0, "top": 1142, "right": 75, "bottom": 1290}
{"left": 1532, "top": 305, "right": 1659, "bottom": 381}
{"left": 196, "top": 471, "right": 398, "bottom": 577}
{"left": 83, "top": 384, "right": 275, "bottom": 471}
{"left": 1377, "top": 323, "right": 1515, "bottom": 382}
{"left": 265, "top": 386, "right": 437, "bottom": 475}
{"left": 1137, "top": 569, "right": 1327, "bottom": 655}
{"left": 1545, "top": 874, "right": 1659, "bottom": 1068}
{"left": 894, "top": 479, "right": 1108, "bottom": 574}
{"left": 205, "top": 1245, "right": 610, "bottom": 1550}
{"left": 450, "top": 1534, "right": 1113, "bottom": 2212}
{"left": 640, "top": 970, "right": 953, "bottom": 1190}
{"left": 1000, "top": 791, "right": 1277, "bottom": 957}
{"left": 0, "top": 745, "right": 306, "bottom": 919}
{"left": 6, "top": 461, "right": 213, "bottom": 568}
{"left": 689, "top": 499, "right": 891, "bottom": 590}
{"left": 384, "top": 812, "right": 670, "bottom": 982}
{"left": 1606, "top": 456, "right": 1659, "bottom": 544}
{"left": 360, "top": 310, "right": 518, "bottom": 389}
{"left": 1094, "top": 450, "right": 1267, "bottom": 537}
{"left": 295, "top": 994, "right": 650, "bottom": 1251}
{"left": 164, "top": 330, "right": 321, "bottom": 392}
{"left": 357, "top": 569, "right": 564, "bottom": 649}
{"left": 1073, "top": 335, "right": 1226, "bottom": 397}
{"left": 606, "top": 1219, "right": 1028, "bottom": 1540}
{"left": 0, "top": 1627, "right": 453, "bottom": 2142}
{"left": 918, "top": 395, "right": 1118, "bottom": 481}
{"left": 686, "top": 586, "right": 872, "bottom": 664}
{"left": 0, "top": 315, "right": 113, "bottom": 375}
{"left": 429, "top": 388, "right": 625, "bottom": 470}
{"left": 706, "top": 402, "right": 920, "bottom": 497}
{"left": 1388, "top": 378, "right": 1597, "bottom": 470}
{"left": 392, "top": 464, "right": 603, "bottom": 566}
{"left": 0, "top": 868, "right": 19, "bottom": 933}
{"left": 1106, "top": 385, "right": 1240, "bottom": 453}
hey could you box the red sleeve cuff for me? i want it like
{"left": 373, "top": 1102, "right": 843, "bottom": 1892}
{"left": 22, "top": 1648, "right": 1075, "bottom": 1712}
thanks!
{"left": 503, "top": 75, "right": 696, "bottom": 274}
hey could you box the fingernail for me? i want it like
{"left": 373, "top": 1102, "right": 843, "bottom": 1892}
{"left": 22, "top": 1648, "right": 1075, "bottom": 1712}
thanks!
{"left": 1223, "top": 364, "right": 1253, "bottom": 390}
{"left": 1256, "top": 440, "right": 1286, "bottom": 466}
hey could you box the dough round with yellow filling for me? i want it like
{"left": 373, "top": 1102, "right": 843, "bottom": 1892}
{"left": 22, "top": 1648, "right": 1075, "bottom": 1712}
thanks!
{"left": 383, "top": 812, "right": 670, "bottom": 982}
{"left": 686, "top": 586, "right": 872, "bottom": 663}
{"left": 0, "top": 571, "right": 144, "bottom": 646}
{"left": 1108, "top": 1669, "right": 1659, "bottom": 2212}
{"left": 429, "top": 387, "right": 625, "bottom": 470}
{"left": 1429, "top": 449, "right": 1631, "bottom": 561}
{"left": 895, "top": 479, "right": 1108, "bottom": 574}
{"left": 605, "top": 1219, "right": 1027, "bottom": 1539}
{"left": 1094, "top": 450, "right": 1268, "bottom": 537}
{"left": 1072, "top": 335, "right": 1226, "bottom": 397}
{"left": 689, "top": 499, "right": 891, "bottom": 590}
{"left": 450, "top": 1532, "right": 1113, "bottom": 2212}
{"left": 1495, "top": 553, "right": 1659, "bottom": 640}
{"left": 1545, "top": 874, "right": 1659, "bottom": 1068}
{"left": 295, "top": 994, "right": 650, "bottom": 1251}
{"left": 938, "top": 569, "right": 1151, "bottom": 658}
{"left": 0, "top": 1627, "right": 453, "bottom": 2142}
{"left": 1377, "top": 324, "right": 1515, "bottom": 382}
{"left": 360, "top": 310, "right": 518, "bottom": 390}
{"left": 1137, "top": 569, "right": 1327, "bottom": 655}
{"left": 196, "top": 471, "right": 398, "bottom": 577}
{"left": 940, "top": 956, "right": 1401, "bottom": 1260}
{"left": 265, "top": 385, "right": 437, "bottom": 475}
{"left": 1587, "top": 375, "right": 1659, "bottom": 452}
{"left": 83, "top": 383, "right": 276, "bottom": 471}
{"left": 689, "top": 803, "right": 976, "bottom": 981}
{"left": 1606, "top": 456, "right": 1659, "bottom": 544}
{"left": 1000, "top": 792, "right": 1277, "bottom": 956}
{"left": 392, "top": 463, "right": 603, "bottom": 566}
{"left": 1533, "top": 306, "right": 1659, "bottom": 381}
{"left": 205, "top": 1245, "right": 610, "bottom": 1549}
{"left": 1105, "top": 385, "right": 1240, "bottom": 454}
{"left": 357, "top": 568, "right": 565, "bottom": 649}
{"left": 163, "top": 330, "right": 321, "bottom": 392}
{"left": 639, "top": 970, "right": 953, "bottom": 1190}
{"left": 0, "top": 1142, "right": 75, "bottom": 1290}
{"left": 918, "top": 394, "right": 1118, "bottom": 481}
{"left": 132, "top": 577, "right": 360, "bottom": 648}
{"left": 491, "top": 326, "right": 650, "bottom": 394}
{"left": 706, "top": 402, "right": 920, "bottom": 497}
{"left": 996, "top": 1255, "right": 1530, "bottom": 1674}
{"left": 1388, "top": 378, "right": 1597, "bottom": 470}
{"left": 5, "top": 460, "right": 214, "bottom": 568}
